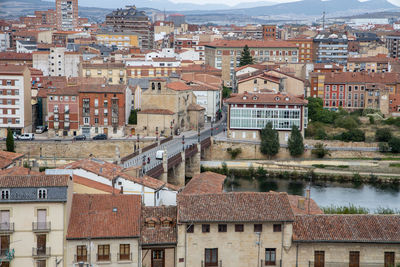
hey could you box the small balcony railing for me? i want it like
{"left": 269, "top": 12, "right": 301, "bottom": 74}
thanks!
{"left": 97, "top": 253, "right": 111, "bottom": 262}
{"left": 32, "top": 247, "right": 51, "bottom": 257}
{"left": 0, "top": 248, "right": 14, "bottom": 261}
{"left": 261, "top": 259, "right": 282, "bottom": 267}
{"left": 74, "top": 254, "right": 88, "bottom": 263}
{"left": 32, "top": 222, "right": 51, "bottom": 232}
{"left": 201, "top": 260, "right": 222, "bottom": 267}
{"left": 118, "top": 252, "right": 132, "bottom": 261}
{"left": 0, "top": 222, "right": 14, "bottom": 233}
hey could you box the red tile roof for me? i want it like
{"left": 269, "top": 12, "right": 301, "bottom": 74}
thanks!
{"left": 141, "top": 206, "right": 177, "bottom": 245}
{"left": 0, "top": 166, "right": 41, "bottom": 176}
{"left": 0, "top": 52, "right": 32, "bottom": 61}
{"left": 287, "top": 195, "right": 324, "bottom": 215}
{"left": 293, "top": 215, "right": 400, "bottom": 243}
{"left": 167, "top": 81, "right": 190, "bottom": 91}
{"left": 67, "top": 194, "right": 141, "bottom": 239}
{"left": 0, "top": 64, "right": 28, "bottom": 74}
{"left": 324, "top": 72, "right": 400, "bottom": 84}
{"left": 73, "top": 175, "right": 121, "bottom": 194}
{"left": 204, "top": 40, "right": 297, "bottom": 48}
{"left": 178, "top": 192, "right": 295, "bottom": 223}
{"left": 0, "top": 174, "right": 68, "bottom": 187}
{"left": 225, "top": 92, "right": 307, "bottom": 105}
{"left": 181, "top": 171, "right": 226, "bottom": 195}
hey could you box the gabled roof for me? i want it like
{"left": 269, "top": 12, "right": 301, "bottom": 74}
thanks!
{"left": 225, "top": 92, "right": 307, "bottom": 105}
{"left": 0, "top": 166, "right": 40, "bottom": 176}
{"left": 141, "top": 206, "right": 177, "bottom": 245}
{"left": 67, "top": 194, "right": 141, "bottom": 239}
{"left": 187, "top": 103, "right": 205, "bottom": 111}
{"left": 0, "top": 52, "right": 32, "bottom": 61}
{"left": 180, "top": 171, "right": 226, "bottom": 195}
{"left": 178, "top": 192, "right": 295, "bottom": 223}
{"left": 204, "top": 40, "right": 297, "bottom": 48}
{"left": 293, "top": 215, "right": 400, "bottom": 243}
{"left": 167, "top": 81, "right": 191, "bottom": 91}
{"left": 0, "top": 175, "right": 68, "bottom": 188}
{"left": 324, "top": 72, "right": 400, "bottom": 84}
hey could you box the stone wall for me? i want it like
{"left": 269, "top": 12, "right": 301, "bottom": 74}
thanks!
{"left": 207, "top": 139, "right": 382, "bottom": 161}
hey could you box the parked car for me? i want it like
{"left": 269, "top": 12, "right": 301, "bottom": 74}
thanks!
{"left": 93, "top": 134, "right": 107, "bottom": 140}
{"left": 19, "top": 133, "right": 35, "bottom": 140}
{"left": 73, "top": 135, "right": 86, "bottom": 141}
{"left": 35, "top": 126, "right": 46, "bottom": 134}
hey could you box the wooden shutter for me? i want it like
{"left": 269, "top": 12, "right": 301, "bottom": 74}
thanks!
{"left": 349, "top": 251, "right": 360, "bottom": 267}
{"left": 384, "top": 252, "right": 395, "bottom": 267}
{"left": 314, "top": 251, "right": 325, "bottom": 267}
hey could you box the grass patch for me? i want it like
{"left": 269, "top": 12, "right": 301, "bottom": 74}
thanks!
{"left": 322, "top": 204, "right": 369, "bottom": 214}
{"left": 389, "top": 163, "right": 400, "bottom": 168}
{"left": 337, "top": 165, "right": 349, "bottom": 168}
{"left": 312, "top": 164, "right": 327, "bottom": 168}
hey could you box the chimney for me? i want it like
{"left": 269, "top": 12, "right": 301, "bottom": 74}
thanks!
{"left": 297, "top": 197, "right": 305, "bottom": 210}
{"left": 306, "top": 189, "right": 310, "bottom": 200}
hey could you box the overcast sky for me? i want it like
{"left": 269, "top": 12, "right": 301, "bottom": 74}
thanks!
{"left": 169, "top": 0, "right": 400, "bottom": 6}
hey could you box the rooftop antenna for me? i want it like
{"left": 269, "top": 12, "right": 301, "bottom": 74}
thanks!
{"left": 322, "top": 11, "right": 325, "bottom": 31}
{"left": 164, "top": 8, "right": 166, "bottom": 21}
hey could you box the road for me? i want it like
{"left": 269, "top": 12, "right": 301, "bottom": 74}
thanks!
{"left": 122, "top": 111, "right": 227, "bottom": 171}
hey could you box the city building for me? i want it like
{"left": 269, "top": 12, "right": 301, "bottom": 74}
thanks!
{"left": 0, "top": 52, "right": 33, "bottom": 66}
{"left": 347, "top": 54, "right": 395, "bottom": 72}
{"left": 167, "top": 14, "right": 185, "bottom": 27}
{"left": 0, "top": 32, "right": 10, "bottom": 52}
{"left": 287, "top": 36, "right": 314, "bottom": 63}
{"left": 314, "top": 32, "right": 348, "bottom": 65}
{"left": 56, "top": 0, "right": 78, "bottom": 30}
{"left": 0, "top": 151, "right": 24, "bottom": 170}
{"left": 77, "top": 83, "right": 131, "bottom": 138}
{"left": 0, "top": 174, "right": 72, "bottom": 267}
{"left": 0, "top": 65, "right": 32, "bottom": 137}
{"left": 81, "top": 62, "right": 126, "bottom": 85}
{"left": 204, "top": 40, "right": 298, "bottom": 86}
{"left": 262, "top": 25, "right": 277, "bottom": 40}
{"left": 33, "top": 47, "right": 81, "bottom": 77}
{"left": 385, "top": 32, "right": 400, "bottom": 58}
{"left": 96, "top": 31, "right": 141, "bottom": 49}
{"left": 66, "top": 194, "right": 141, "bottom": 267}
{"left": 47, "top": 86, "right": 79, "bottom": 137}
{"left": 105, "top": 6, "right": 153, "bottom": 49}
{"left": 16, "top": 40, "right": 37, "bottom": 53}
{"left": 226, "top": 92, "right": 308, "bottom": 143}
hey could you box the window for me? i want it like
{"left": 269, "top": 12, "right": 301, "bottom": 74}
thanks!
{"left": 1, "top": 189, "right": 9, "bottom": 200}
{"left": 314, "top": 251, "right": 325, "bottom": 267}
{"left": 235, "top": 224, "right": 244, "bottom": 232}
{"left": 384, "top": 252, "right": 395, "bottom": 267}
{"left": 15, "top": 90, "right": 19, "bottom": 95}
{"left": 254, "top": 224, "right": 262, "bottom": 232}
{"left": 94, "top": 98, "right": 99, "bottom": 107}
{"left": 218, "top": 224, "right": 227, "bottom": 232}
{"left": 202, "top": 224, "right": 210, "bottom": 233}
{"left": 205, "top": 248, "right": 218, "bottom": 267}
{"left": 76, "top": 245, "right": 87, "bottom": 262}
{"left": 72, "top": 96, "right": 76, "bottom": 101}
{"left": 187, "top": 224, "right": 194, "bottom": 233}
{"left": 119, "top": 244, "right": 130, "bottom": 261}
{"left": 349, "top": 251, "right": 359, "bottom": 267}
{"left": 265, "top": 248, "right": 276, "bottom": 265}
{"left": 97, "top": 245, "right": 110, "bottom": 261}
{"left": 162, "top": 220, "right": 171, "bottom": 227}
{"left": 36, "top": 260, "right": 46, "bottom": 267}
{"left": 273, "top": 224, "right": 281, "bottom": 232}
{"left": 38, "top": 188, "right": 47, "bottom": 199}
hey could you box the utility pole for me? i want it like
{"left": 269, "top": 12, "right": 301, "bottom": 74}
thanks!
{"left": 322, "top": 11, "right": 325, "bottom": 30}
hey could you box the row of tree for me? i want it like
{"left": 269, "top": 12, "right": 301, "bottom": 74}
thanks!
{"left": 260, "top": 123, "right": 304, "bottom": 158}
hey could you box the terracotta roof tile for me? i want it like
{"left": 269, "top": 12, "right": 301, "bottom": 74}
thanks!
{"left": 0, "top": 166, "right": 40, "bottom": 176}
{"left": 73, "top": 175, "right": 121, "bottom": 194}
{"left": 181, "top": 171, "right": 226, "bottom": 195}
{"left": 225, "top": 92, "right": 307, "bottom": 105}
{"left": 293, "top": 215, "right": 400, "bottom": 243}
{"left": 0, "top": 64, "right": 28, "bottom": 74}
{"left": 178, "top": 192, "right": 295, "bottom": 223}
{"left": 141, "top": 206, "right": 177, "bottom": 245}
{"left": 0, "top": 52, "right": 32, "bottom": 60}
{"left": 167, "top": 81, "right": 190, "bottom": 91}
{"left": 67, "top": 194, "right": 141, "bottom": 239}
{"left": 324, "top": 72, "right": 400, "bottom": 84}
{"left": 0, "top": 174, "right": 69, "bottom": 188}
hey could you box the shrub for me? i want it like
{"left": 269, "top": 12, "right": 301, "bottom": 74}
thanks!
{"left": 227, "top": 147, "right": 242, "bottom": 159}
{"left": 128, "top": 109, "right": 138, "bottom": 125}
{"left": 379, "top": 142, "right": 390, "bottom": 153}
{"left": 311, "top": 143, "right": 330, "bottom": 158}
{"left": 375, "top": 128, "right": 392, "bottom": 142}
{"left": 322, "top": 204, "right": 369, "bottom": 214}
{"left": 389, "top": 137, "right": 400, "bottom": 153}
{"left": 6, "top": 128, "right": 15, "bottom": 152}
{"left": 369, "top": 116, "right": 375, "bottom": 124}
{"left": 334, "top": 116, "right": 358, "bottom": 130}
{"left": 315, "top": 128, "right": 328, "bottom": 140}
{"left": 340, "top": 129, "right": 365, "bottom": 142}
{"left": 288, "top": 125, "right": 304, "bottom": 157}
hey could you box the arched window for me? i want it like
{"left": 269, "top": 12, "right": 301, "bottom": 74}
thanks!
{"left": 38, "top": 188, "right": 47, "bottom": 199}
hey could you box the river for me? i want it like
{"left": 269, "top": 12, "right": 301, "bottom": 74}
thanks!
{"left": 224, "top": 177, "right": 400, "bottom": 211}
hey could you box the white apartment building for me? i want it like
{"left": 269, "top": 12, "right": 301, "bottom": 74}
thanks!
{"left": 0, "top": 33, "right": 10, "bottom": 52}
{"left": 33, "top": 47, "right": 80, "bottom": 77}
{"left": 0, "top": 65, "right": 32, "bottom": 137}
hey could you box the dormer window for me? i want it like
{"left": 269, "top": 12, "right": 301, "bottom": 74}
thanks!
{"left": 1, "top": 189, "right": 10, "bottom": 200}
{"left": 161, "top": 217, "right": 173, "bottom": 227}
{"left": 243, "top": 96, "right": 247, "bottom": 100}
{"left": 162, "top": 221, "right": 171, "bottom": 227}
{"left": 253, "top": 96, "right": 258, "bottom": 100}
{"left": 275, "top": 96, "right": 280, "bottom": 101}
{"left": 285, "top": 97, "right": 289, "bottom": 101}
{"left": 38, "top": 188, "right": 47, "bottom": 199}
{"left": 145, "top": 217, "right": 158, "bottom": 228}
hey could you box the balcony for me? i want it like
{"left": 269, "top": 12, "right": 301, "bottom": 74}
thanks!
{"left": 308, "top": 262, "right": 385, "bottom": 267}
{"left": 32, "top": 222, "right": 51, "bottom": 232}
{"left": 0, "top": 222, "right": 14, "bottom": 233}
{"left": 118, "top": 253, "right": 132, "bottom": 262}
{"left": 74, "top": 254, "right": 88, "bottom": 263}
{"left": 0, "top": 249, "right": 14, "bottom": 262}
{"left": 32, "top": 247, "right": 51, "bottom": 257}
{"left": 97, "top": 253, "right": 111, "bottom": 262}
{"left": 261, "top": 259, "right": 281, "bottom": 266}
{"left": 201, "top": 260, "right": 222, "bottom": 267}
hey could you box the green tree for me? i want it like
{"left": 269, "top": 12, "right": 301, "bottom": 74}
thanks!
{"left": 375, "top": 128, "right": 392, "bottom": 142}
{"left": 288, "top": 125, "right": 304, "bottom": 157}
{"left": 311, "top": 142, "right": 330, "bottom": 158}
{"left": 222, "top": 86, "right": 232, "bottom": 99}
{"left": 128, "top": 109, "right": 138, "bottom": 125}
{"left": 389, "top": 137, "right": 400, "bottom": 153}
{"left": 260, "top": 122, "right": 280, "bottom": 159}
{"left": 6, "top": 128, "right": 15, "bottom": 152}
{"left": 239, "top": 45, "right": 254, "bottom": 67}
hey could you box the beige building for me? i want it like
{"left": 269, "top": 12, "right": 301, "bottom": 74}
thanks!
{"left": 0, "top": 174, "right": 72, "bottom": 267}
{"left": 66, "top": 194, "right": 141, "bottom": 267}
{"left": 81, "top": 62, "right": 126, "bottom": 85}
{"left": 205, "top": 40, "right": 298, "bottom": 86}
{"left": 0, "top": 65, "right": 32, "bottom": 137}
{"left": 33, "top": 47, "right": 81, "bottom": 77}
{"left": 137, "top": 79, "right": 205, "bottom": 136}
{"left": 236, "top": 71, "right": 281, "bottom": 94}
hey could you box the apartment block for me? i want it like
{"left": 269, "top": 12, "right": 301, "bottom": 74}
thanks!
{"left": 288, "top": 36, "right": 314, "bottom": 63}
{"left": 56, "top": 0, "right": 78, "bottom": 30}
{"left": 33, "top": 47, "right": 81, "bottom": 77}
{"left": 262, "top": 25, "right": 277, "bottom": 40}
{"left": 0, "top": 65, "right": 32, "bottom": 137}
{"left": 96, "top": 31, "right": 141, "bottom": 49}
{"left": 81, "top": 62, "right": 126, "bottom": 85}
{"left": 204, "top": 40, "right": 298, "bottom": 86}
{"left": 0, "top": 174, "right": 72, "bottom": 267}
{"left": 314, "top": 32, "right": 348, "bottom": 65}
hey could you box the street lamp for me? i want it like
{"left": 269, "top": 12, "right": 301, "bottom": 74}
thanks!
{"left": 198, "top": 126, "right": 201, "bottom": 143}
{"left": 155, "top": 127, "right": 159, "bottom": 142}
{"left": 182, "top": 135, "right": 185, "bottom": 151}
{"left": 170, "top": 121, "right": 173, "bottom": 137}
{"left": 211, "top": 120, "right": 214, "bottom": 136}
{"left": 141, "top": 155, "right": 146, "bottom": 176}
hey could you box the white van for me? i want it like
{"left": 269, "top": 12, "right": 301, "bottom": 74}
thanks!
{"left": 156, "top": 150, "right": 164, "bottom": 160}
{"left": 19, "top": 133, "right": 35, "bottom": 140}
